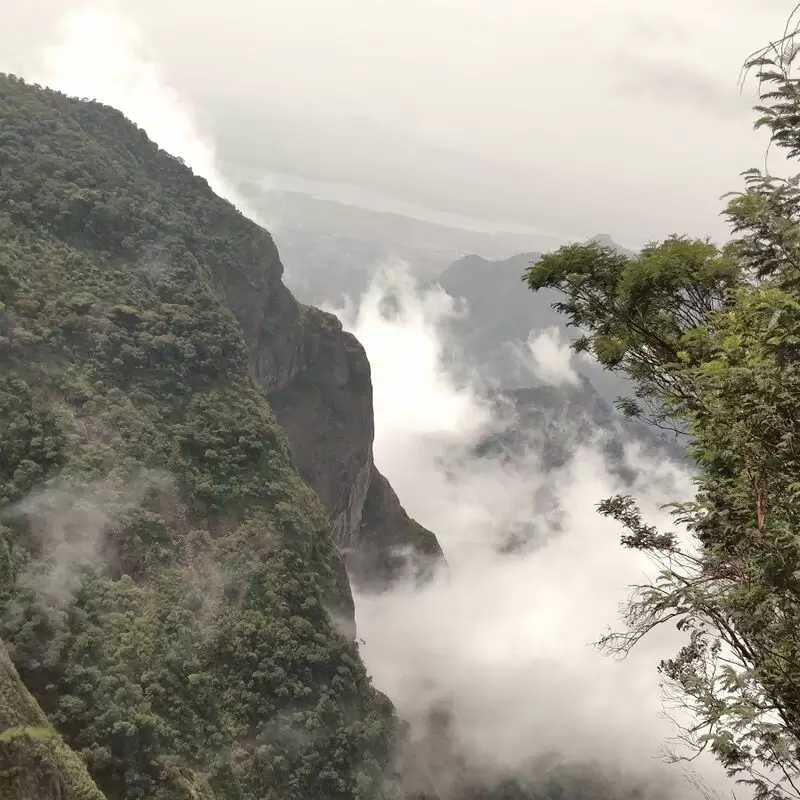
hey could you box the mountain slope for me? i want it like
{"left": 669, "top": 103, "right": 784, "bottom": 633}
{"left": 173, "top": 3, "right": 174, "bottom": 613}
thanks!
{"left": 0, "top": 72, "right": 425, "bottom": 799}
{"left": 480, "top": 379, "right": 685, "bottom": 472}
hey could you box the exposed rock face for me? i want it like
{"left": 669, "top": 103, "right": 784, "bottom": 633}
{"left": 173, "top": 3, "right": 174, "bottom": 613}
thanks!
{"left": 265, "top": 307, "right": 373, "bottom": 544}
{"left": 261, "top": 303, "right": 444, "bottom": 589}
{"left": 353, "top": 465, "right": 443, "bottom": 591}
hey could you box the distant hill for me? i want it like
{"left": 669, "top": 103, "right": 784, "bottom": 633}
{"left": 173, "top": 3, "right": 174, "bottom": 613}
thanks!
{"left": 434, "top": 245, "right": 633, "bottom": 404}
{"left": 589, "top": 233, "right": 638, "bottom": 258}
{"left": 236, "top": 184, "right": 551, "bottom": 306}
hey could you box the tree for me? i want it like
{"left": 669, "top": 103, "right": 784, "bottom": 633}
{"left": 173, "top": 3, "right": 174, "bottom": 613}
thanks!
{"left": 522, "top": 13, "right": 800, "bottom": 800}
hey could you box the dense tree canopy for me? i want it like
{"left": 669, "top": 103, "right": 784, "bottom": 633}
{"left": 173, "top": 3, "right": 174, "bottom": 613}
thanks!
{"left": 523, "top": 20, "right": 800, "bottom": 800}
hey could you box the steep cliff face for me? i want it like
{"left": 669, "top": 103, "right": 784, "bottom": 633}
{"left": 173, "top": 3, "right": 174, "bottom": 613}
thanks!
{"left": 264, "top": 305, "right": 443, "bottom": 589}
{"left": 151, "top": 138, "right": 444, "bottom": 592}
{"left": 265, "top": 307, "right": 374, "bottom": 548}
{"left": 0, "top": 73, "right": 434, "bottom": 799}
{"left": 353, "top": 468, "right": 443, "bottom": 591}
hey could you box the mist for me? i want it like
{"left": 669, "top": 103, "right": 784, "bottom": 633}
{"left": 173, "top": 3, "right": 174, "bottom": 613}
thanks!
{"left": 3, "top": 470, "right": 171, "bottom": 611}
{"left": 334, "top": 265, "right": 735, "bottom": 797}
{"left": 520, "top": 327, "right": 581, "bottom": 388}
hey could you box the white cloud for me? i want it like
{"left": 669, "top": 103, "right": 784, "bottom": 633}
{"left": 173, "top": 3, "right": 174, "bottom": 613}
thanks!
{"left": 326, "top": 261, "right": 490, "bottom": 445}
{"left": 523, "top": 326, "right": 580, "bottom": 387}
{"left": 336, "top": 265, "right": 736, "bottom": 797}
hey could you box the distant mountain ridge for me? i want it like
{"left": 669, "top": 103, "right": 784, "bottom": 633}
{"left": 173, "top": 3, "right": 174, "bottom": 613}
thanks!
{"left": 236, "top": 184, "right": 555, "bottom": 307}
{"left": 435, "top": 243, "right": 634, "bottom": 404}
{"left": 589, "top": 233, "right": 638, "bottom": 258}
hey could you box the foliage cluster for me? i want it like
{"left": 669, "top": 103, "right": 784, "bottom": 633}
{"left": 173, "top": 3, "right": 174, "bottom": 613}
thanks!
{"left": 523, "top": 20, "right": 800, "bottom": 800}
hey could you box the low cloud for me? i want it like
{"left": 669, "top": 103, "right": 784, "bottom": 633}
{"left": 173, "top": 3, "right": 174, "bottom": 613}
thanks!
{"left": 522, "top": 325, "right": 580, "bottom": 387}
{"left": 5, "top": 470, "right": 170, "bottom": 608}
{"left": 334, "top": 264, "right": 735, "bottom": 798}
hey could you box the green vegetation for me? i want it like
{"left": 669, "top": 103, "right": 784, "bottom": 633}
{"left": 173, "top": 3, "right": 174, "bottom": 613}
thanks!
{"left": 0, "top": 73, "right": 399, "bottom": 799}
{"left": 524, "top": 24, "right": 800, "bottom": 800}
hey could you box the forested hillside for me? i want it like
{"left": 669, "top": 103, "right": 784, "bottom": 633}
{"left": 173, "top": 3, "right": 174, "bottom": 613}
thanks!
{"left": 0, "top": 73, "right": 404, "bottom": 800}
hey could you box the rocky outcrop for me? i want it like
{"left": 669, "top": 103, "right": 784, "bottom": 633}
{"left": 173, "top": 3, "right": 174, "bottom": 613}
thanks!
{"left": 262, "top": 305, "right": 444, "bottom": 589}
{"left": 0, "top": 643, "right": 105, "bottom": 800}
{"left": 265, "top": 306, "right": 373, "bottom": 545}
{"left": 352, "top": 465, "right": 443, "bottom": 591}
{"left": 202, "top": 203, "right": 443, "bottom": 589}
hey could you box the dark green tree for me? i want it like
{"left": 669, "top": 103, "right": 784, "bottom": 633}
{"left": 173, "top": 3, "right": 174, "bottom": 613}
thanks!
{"left": 523, "top": 13, "right": 800, "bottom": 800}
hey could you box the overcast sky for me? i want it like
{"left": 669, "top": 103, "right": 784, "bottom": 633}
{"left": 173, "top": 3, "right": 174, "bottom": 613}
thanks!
{"left": 2, "top": 0, "right": 796, "bottom": 248}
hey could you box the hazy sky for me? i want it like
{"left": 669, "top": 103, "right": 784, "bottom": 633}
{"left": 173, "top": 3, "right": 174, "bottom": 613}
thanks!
{"left": 2, "top": 0, "right": 796, "bottom": 248}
